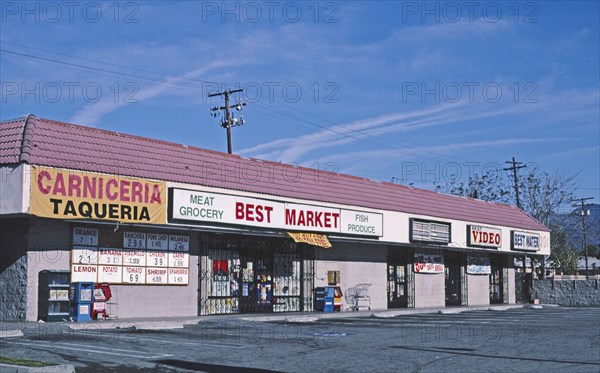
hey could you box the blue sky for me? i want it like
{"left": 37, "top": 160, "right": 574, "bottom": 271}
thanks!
{"left": 1, "top": 1, "right": 598, "bottom": 202}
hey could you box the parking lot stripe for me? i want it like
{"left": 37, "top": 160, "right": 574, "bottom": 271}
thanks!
{"left": 71, "top": 331, "right": 246, "bottom": 349}
{"left": 3, "top": 340, "right": 172, "bottom": 359}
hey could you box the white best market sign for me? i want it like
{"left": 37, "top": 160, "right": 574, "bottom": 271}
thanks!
{"left": 169, "top": 188, "right": 383, "bottom": 237}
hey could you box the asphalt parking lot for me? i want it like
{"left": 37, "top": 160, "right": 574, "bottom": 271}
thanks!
{"left": 1, "top": 306, "right": 599, "bottom": 372}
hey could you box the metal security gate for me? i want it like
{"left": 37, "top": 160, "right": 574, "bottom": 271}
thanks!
{"left": 301, "top": 245, "right": 315, "bottom": 312}
{"left": 387, "top": 249, "right": 409, "bottom": 308}
{"left": 445, "top": 253, "right": 464, "bottom": 306}
{"left": 199, "top": 234, "right": 313, "bottom": 315}
{"left": 489, "top": 255, "right": 505, "bottom": 304}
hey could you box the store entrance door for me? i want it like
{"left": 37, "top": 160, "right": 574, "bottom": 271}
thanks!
{"left": 489, "top": 256, "right": 504, "bottom": 304}
{"left": 240, "top": 244, "right": 273, "bottom": 314}
{"left": 445, "top": 255, "right": 462, "bottom": 306}
{"left": 387, "top": 252, "right": 408, "bottom": 308}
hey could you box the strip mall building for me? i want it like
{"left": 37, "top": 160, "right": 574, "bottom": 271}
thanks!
{"left": 0, "top": 115, "right": 550, "bottom": 321}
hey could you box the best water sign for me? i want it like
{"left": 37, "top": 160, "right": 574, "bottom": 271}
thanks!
{"left": 511, "top": 230, "right": 540, "bottom": 251}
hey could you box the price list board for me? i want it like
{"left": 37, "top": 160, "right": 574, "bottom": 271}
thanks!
{"left": 71, "top": 228, "right": 190, "bottom": 285}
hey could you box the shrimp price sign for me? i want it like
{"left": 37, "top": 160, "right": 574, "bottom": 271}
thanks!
{"left": 170, "top": 188, "right": 383, "bottom": 237}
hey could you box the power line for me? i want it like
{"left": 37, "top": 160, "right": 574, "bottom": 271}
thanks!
{"left": 1, "top": 42, "right": 525, "bottom": 169}
{"left": 1, "top": 43, "right": 476, "bottom": 164}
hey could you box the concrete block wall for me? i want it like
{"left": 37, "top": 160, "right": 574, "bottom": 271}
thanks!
{"left": 0, "top": 219, "right": 28, "bottom": 321}
{"left": 532, "top": 279, "right": 600, "bottom": 306}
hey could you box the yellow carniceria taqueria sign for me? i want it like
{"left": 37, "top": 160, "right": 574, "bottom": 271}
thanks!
{"left": 30, "top": 166, "right": 166, "bottom": 224}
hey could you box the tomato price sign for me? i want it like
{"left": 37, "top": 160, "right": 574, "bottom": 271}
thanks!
{"left": 122, "top": 266, "right": 145, "bottom": 284}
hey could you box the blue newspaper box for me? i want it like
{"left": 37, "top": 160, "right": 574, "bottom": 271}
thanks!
{"left": 323, "top": 287, "right": 335, "bottom": 313}
{"left": 70, "top": 282, "right": 94, "bottom": 322}
{"left": 314, "top": 287, "right": 326, "bottom": 311}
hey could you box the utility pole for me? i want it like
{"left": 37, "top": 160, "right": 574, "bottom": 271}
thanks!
{"left": 208, "top": 89, "right": 247, "bottom": 154}
{"left": 572, "top": 197, "right": 594, "bottom": 279}
{"left": 504, "top": 157, "right": 527, "bottom": 209}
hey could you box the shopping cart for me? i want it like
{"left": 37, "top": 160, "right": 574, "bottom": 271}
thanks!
{"left": 345, "top": 283, "right": 371, "bottom": 311}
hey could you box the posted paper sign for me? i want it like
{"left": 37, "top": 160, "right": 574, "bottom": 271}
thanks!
{"left": 414, "top": 253, "right": 445, "bottom": 273}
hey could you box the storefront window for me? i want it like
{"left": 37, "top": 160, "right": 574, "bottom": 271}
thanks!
{"left": 273, "top": 253, "right": 301, "bottom": 312}
{"left": 206, "top": 249, "right": 239, "bottom": 314}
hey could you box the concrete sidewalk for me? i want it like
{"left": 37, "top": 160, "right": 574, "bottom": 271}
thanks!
{"left": 1, "top": 304, "right": 535, "bottom": 337}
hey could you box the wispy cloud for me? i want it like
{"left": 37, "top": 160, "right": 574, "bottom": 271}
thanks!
{"left": 69, "top": 58, "right": 240, "bottom": 125}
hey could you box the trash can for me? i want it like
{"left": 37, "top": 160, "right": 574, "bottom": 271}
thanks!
{"left": 324, "top": 287, "right": 335, "bottom": 313}
{"left": 314, "top": 287, "right": 326, "bottom": 311}
{"left": 70, "top": 282, "right": 94, "bottom": 322}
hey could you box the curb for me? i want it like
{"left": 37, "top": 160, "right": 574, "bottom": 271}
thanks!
{"left": 66, "top": 318, "right": 199, "bottom": 331}
{"left": 0, "top": 363, "right": 75, "bottom": 373}
{"left": 0, "top": 330, "right": 24, "bottom": 339}
{"left": 242, "top": 304, "right": 528, "bottom": 322}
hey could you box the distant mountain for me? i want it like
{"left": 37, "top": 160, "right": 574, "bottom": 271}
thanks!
{"left": 558, "top": 204, "right": 600, "bottom": 252}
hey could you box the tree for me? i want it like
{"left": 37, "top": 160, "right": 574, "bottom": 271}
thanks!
{"left": 518, "top": 169, "right": 578, "bottom": 227}
{"left": 547, "top": 220, "right": 579, "bottom": 275}
{"left": 434, "top": 172, "right": 511, "bottom": 203}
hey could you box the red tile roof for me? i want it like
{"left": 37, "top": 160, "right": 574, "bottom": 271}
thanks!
{"left": 0, "top": 115, "right": 549, "bottom": 232}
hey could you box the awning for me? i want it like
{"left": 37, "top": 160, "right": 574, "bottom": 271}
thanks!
{"left": 288, "top": 232, "right": 332, "bottom": 248}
